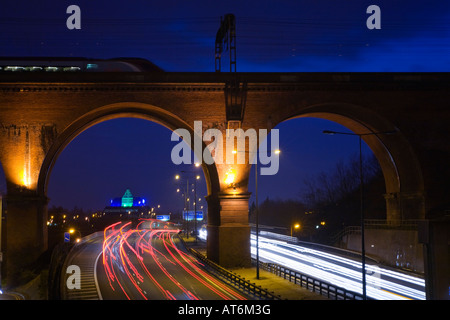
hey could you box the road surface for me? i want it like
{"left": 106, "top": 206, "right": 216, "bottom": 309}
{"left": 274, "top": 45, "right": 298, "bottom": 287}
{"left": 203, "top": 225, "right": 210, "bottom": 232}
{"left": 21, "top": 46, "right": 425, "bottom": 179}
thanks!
{"left": 64, "top": 219, "right": 248, "bottom": 300}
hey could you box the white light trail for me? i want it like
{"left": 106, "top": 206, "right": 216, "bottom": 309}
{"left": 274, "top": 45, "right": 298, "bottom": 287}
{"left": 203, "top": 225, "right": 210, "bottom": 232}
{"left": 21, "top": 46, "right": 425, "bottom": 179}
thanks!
{"left": 250, "top": 234, "right": 425, "bottom": 300}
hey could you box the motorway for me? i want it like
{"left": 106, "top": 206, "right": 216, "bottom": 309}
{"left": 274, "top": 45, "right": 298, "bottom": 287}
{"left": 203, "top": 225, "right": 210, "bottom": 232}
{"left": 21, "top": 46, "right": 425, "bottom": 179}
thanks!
{"left": 250, "top": 234, "right": 426, "bottom": 300}
{"left": 64, "top": 221, "right": 425, "bottom": 300}
{"left": 65, "top": 219, "right": 248, "bottom": 300}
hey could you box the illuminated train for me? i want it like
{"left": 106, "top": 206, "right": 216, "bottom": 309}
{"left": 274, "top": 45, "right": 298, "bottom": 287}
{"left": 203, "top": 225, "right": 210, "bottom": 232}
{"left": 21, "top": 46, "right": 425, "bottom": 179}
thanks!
{"left": 0, "top": 57, "right": 163, "bottom": 72}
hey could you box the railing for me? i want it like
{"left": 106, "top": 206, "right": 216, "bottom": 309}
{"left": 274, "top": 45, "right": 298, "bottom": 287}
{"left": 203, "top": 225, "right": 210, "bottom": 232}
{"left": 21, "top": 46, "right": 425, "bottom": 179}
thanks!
{"left": 258, "top": 260, "right": 368, "bottom": 300}
{"left": 188, "top": 248, "right": 283, "bottom": 300}
{"left": 178, "top": 235, "right": 282, "bottom": 300}
{"left": 366, "top": 219, "right": 423, "bottom": 230}
{"left": 332, "top": 219, "right": 422, "bottom": 244}
{"left": 179, "top": 235, "right": 367, "bottom": 300}
{"left": 48, "top": 241, "right": 74, "bottom": 300}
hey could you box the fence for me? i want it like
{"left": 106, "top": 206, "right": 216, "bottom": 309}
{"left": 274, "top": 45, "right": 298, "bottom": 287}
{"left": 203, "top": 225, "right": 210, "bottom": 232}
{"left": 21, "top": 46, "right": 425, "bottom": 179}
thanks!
{"left": 179, "top": 235, "right": 367, "bottom": 300}
{"left": 188, "top": 248, "right": 282, "bottom": 300}
{"left": 332, "top": 219, "right": 422, "bottom": 244}
{"left": 177, "top": 234, "right": 283, "bottom": 300}
{"left": 47, "top": 241, "right": 74, "bottom": 299}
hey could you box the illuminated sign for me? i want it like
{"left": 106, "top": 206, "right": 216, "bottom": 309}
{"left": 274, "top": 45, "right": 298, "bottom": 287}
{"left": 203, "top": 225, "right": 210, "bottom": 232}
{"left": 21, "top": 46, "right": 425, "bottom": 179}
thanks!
{"left": 156, "top": 215, "right": 170, "bottom": 221}
{"left": 182, "top": 210, "right": 203, "bottom": 221}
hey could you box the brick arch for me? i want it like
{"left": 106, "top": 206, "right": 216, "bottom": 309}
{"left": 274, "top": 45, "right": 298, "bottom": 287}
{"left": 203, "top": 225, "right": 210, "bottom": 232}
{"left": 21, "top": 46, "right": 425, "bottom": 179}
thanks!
{"left": 37, "top": 102, "right": 220, "bottom": 203}
{"left": 272, "top": 102, "right": 425, "bottom": 220}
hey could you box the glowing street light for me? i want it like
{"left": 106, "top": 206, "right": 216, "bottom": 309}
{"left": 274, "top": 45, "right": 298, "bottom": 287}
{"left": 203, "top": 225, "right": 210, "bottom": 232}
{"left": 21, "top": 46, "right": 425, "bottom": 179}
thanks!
{"left": 291, "top": 223, "right": 300, "bottom": 237}
{"left": 175, "top": 164, "right": 202, "bottom": 241}
{"left": 68, "top": 228, "right": 81, "bottom": 243}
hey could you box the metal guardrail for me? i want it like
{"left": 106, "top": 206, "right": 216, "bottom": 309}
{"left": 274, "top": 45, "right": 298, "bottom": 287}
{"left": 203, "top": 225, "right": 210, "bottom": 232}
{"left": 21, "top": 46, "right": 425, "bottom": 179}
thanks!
{"left": 179, "top": 235, "right": 369, "bottom": 300}
{"left": 48, "top": 241, "right": 74, "bottom": 300}
{"left": 188, "top": 248, "right": 283, "bottom": 300}
{"left": 258, "top": 260, "right": 368, "bottom": 300}
{"left": 364, "top": 219, "right": 422, "bottom": 228}
{"left": 178, "top": 236, "right": 282, "bottom": 300}
{"left": 332, "top": 219, "right": 422, "bottom": 244}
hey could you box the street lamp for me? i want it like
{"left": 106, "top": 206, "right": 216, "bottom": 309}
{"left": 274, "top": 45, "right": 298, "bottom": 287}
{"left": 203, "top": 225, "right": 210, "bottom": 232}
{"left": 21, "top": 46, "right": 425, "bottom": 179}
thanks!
{"left": 175, "top": 166, "right": 202, "bottom": 242}
{"left": 291, "top": 223, "right": 300, "bottom": 237}
{"left": 175, "top": 174, "right": 190, "bottom": 237}
{"left": 194, "top": 174, "right": 200, "bottom": 242}
{"left": 68, "top": 228, "right": 81, "bottom": 243}
{"left": 233, "top": 148, "right": 281, "bottom": 280}
{"left": 0, "top": 194, "right": 3, "bottom": 294}
{"left": 323, "top": 129, "right": 396, "bottom": 300}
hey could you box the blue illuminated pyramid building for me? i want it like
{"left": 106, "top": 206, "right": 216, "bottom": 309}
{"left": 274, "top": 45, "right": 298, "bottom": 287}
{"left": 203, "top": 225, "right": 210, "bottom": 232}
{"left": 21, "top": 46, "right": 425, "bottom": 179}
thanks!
{"left": 103, "top": 189, "right": 150, "bottom": 218}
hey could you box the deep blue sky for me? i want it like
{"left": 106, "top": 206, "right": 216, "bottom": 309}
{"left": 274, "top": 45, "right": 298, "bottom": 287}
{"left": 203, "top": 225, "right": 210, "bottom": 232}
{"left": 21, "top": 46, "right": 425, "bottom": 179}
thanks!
{"left": 43, "top": 117, "right": 370, "bottom": 213}
{"left": 2, "top": 0, "right": 450, "bottom": 71}
{"left": 1, "top": 1, "right": 449, "bottom": 212}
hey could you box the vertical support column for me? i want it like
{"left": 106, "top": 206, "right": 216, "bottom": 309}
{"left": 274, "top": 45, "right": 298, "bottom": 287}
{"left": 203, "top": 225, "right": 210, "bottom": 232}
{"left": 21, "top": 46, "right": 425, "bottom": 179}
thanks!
{"left": 0, "top": 123, "right": 54, "bottom": 285}
{"left": 384, "top": 191, "right": 425, "bottom": 223}
{"left": 206, "top": 192, "right": 251, "bottom": 268}
{"left": 4, "top": 192, "right": 48, "bottom": 286}
{"left": 384, "top": 193, "right": 402, "bottom": 222}
{"left": 419, "top": 218, "right": 450, "bottom": 300}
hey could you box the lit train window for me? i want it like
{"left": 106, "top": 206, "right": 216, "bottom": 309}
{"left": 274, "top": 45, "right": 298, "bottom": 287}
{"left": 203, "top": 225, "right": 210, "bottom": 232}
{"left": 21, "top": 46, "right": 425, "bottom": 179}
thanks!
{"left": 63, "top": 66, "right": 81, "bottom": 72}
{"left": 45, "top": 66, "right": 60, "bottom": 72}
{"left": 4, "top": 66, "right": 25, "bottom": 72}
{"left": 24, "top": 66, "right": 43, "bottom": 72}
{"left": 86, "top": 63, "right": 98, "bottom": 70}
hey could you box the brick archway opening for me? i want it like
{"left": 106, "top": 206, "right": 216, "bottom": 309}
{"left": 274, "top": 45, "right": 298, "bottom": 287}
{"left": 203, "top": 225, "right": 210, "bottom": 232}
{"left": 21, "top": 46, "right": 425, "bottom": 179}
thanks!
{"left": 36, "top": 102, "right": 221, "bottom": 267}
{"left": 274, "top": 103, "right": 425, "bottom": 221}
{"left": 37, "top": 102, "right": 220, "bottom": 201}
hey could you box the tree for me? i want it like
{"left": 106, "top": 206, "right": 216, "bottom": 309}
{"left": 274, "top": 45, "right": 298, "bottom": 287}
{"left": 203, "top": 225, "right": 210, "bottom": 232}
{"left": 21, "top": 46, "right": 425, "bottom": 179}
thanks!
{"left": 299, "top": 154, "right": 385, "bottom": 244}
{"left": 301, "top": 154, "right": 382, "bottom": 209}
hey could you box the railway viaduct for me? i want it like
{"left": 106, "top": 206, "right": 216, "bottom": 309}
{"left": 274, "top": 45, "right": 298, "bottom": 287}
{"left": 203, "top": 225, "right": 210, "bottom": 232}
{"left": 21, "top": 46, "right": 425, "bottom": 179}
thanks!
{"left": 0, "top": 71, "right": 449, "bottom": 298}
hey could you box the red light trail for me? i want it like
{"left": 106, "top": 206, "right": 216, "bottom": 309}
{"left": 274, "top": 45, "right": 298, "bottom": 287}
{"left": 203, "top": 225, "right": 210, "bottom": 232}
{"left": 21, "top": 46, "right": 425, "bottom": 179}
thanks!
{"left": 101, "top": 219, "right": 247, "bottom": 300}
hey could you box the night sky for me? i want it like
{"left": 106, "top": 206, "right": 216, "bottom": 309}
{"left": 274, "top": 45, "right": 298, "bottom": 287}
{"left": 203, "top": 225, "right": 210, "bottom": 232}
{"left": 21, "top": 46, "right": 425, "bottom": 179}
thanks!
{"left": 1, "top": 1, "right": 449, "bottom": 213}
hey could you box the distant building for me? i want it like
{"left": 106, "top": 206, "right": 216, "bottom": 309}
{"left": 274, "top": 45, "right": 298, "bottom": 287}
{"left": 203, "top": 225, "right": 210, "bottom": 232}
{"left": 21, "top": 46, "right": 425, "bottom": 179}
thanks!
{"left": 109, "top": 189, "right": 147, "bottom": 207}
{"left": 103, "top": 189, "right": 150, "bottom": 218}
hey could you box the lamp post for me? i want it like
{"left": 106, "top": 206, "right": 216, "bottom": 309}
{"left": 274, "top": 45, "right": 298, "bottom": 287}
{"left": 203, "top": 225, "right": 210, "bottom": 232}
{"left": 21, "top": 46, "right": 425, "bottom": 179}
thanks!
{"left": 255, "top": 158, "right": 259, "bottom": 279}
{"left": 193, "top": 174, "right": 200, "bottom": 243}
{"left": 175, "top": 166, "right": 201, "bottom": 242}
{"left": 323, "top": 129, "right": 396, "bottom": 300}
{"left": 291, "top": 223, "right": 300, "bottom": 237}
{"left": 176, "top": 174, "right": 190, "bottom": 237}
{"left": 0, "top": 194, "right": 2, "bottom": 293}
{"left": 232, "top": 148, "right": 280, "bottom": 280}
